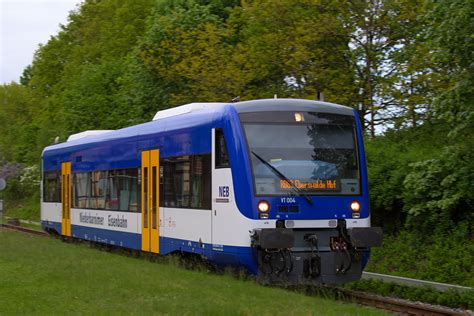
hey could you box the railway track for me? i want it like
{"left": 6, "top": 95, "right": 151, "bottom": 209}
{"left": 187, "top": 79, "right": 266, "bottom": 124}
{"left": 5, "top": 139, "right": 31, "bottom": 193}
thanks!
{"left": 2, "top": 223, "right": 472, "bottom": 315}
{"left": 1, "top": 223, "right": 48, "bottom": 237}
{"left": 362, "top": 271, "right": 473, "bottom": 292}
{"left": 336, "top": 288, "right": 471, "bottom": 316}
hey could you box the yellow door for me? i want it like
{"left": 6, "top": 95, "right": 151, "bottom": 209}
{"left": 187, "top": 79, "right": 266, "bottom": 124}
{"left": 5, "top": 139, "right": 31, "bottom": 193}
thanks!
{"left": 141, "top": 150, "right": 160, "bottom": 253}
{"left": 61, "top": 162, "right": 71, "bottom": 237}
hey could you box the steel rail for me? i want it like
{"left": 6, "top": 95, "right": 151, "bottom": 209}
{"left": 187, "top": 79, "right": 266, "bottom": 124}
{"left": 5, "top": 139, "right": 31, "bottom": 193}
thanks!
{"left": 363, "top": 271, "right": 474, "bottom": 292}
{"left": 337, "top": 288, "right": 472, "bottom": 316}
{"left": 0, "top": 223, "right": 48, "bottom": 236}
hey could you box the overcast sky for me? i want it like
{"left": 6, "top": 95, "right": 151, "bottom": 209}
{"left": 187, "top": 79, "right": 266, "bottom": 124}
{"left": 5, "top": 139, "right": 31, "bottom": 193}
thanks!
{"left": 1, "top": 0, "right": 82, "bottom": 84}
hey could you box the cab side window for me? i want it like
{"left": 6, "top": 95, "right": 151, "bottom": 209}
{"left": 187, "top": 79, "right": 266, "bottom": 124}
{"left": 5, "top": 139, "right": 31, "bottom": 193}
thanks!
{"left": 43, "top": 171, "right": 61, "bottom": 202}
{"left": 215, "top": 129, "right": 229, "bottom": 168}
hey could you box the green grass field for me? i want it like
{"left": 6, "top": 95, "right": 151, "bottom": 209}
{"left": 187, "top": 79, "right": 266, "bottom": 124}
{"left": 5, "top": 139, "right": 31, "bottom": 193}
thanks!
{"left": 0, "top": 229, "right": 387, "bottom": 315}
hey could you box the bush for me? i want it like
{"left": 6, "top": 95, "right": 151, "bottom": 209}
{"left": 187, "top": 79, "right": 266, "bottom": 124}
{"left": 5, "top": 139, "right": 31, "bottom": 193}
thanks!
{"left": 365, "top": 124, "right": 446, "bottom": 233}
{"left": 0, "top": 163, "right": 40, "bottom": 221}
{"left": 367, "top": 228, "right": 474, "bottom": 287}
{"left": 403, "top": 145, "right": 474, "bottom": 234}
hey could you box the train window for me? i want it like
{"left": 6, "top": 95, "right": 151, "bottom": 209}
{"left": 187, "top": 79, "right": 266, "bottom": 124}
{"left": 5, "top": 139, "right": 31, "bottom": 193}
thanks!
{"left": 161, "top": 154, "right": 211, "bottom": 209}
{"left": 72, "top": 168, "right": 139, "bottom": 212}
{"left": 241, "top": 113, "right": 360, "bottom": 196}
{"left": 215, "top": 129, "right": 229, "bottom": 168}
{"left": 89, "top": 171, "right": 108, "bottom": 209}
{"left": 73, "top": 173, "right": 90, "bottom": 208}
{"left": 107, "top": 169, "right": 139, "bottom": 212}
{"left": 43, "top": 171, "right": 61, "bottom": 202}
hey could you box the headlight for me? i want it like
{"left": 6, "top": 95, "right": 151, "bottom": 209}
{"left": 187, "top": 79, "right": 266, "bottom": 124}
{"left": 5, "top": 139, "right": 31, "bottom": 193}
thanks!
{"left": 350, "top": 201, "right": 361, "bottom": 212}
{"left": 258, "top": 200, "right": 270, "bottom": 213}
{"left": 294, "top": 112, "right": 304, "bottom": 122}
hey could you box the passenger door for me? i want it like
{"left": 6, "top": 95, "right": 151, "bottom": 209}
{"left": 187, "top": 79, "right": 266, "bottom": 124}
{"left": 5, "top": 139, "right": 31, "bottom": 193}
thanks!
{"left": 141, "top": 150, "right": 160, "bottom": 253}
{"left": 212, "top": 129, "right": 232, "bottom": 247}
{"left": 61, "top": 162, "right": 71, "bottom": 237}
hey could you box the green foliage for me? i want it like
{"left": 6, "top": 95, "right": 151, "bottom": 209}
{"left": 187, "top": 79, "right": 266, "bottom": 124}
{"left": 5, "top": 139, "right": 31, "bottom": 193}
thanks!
{"left": 403, "top": 146, "right": 474, "bottom": 232}
{"left": 426, "top": 0, "right": 474, "bottom": 136}
{"left": 136, "top": 2, "right": 243, "bottom": 105}
{"left": 0, "top": 83, "right": 40, "bottom": 163}
{"left": 0, "top": 164, "right": 40, "bottom": 221}
{"left": 367, "top": 228, "right": 474, "bottom": 287}
{"left": 365, "top": 124, "right": 445, "bottom": 232}
{"left": 235, "top": 0, "right": 355, "bottom": 103}
{"left": 346, "top": 0, "right": 427, "bottom": 134}
{"left": 2, "top": 190, "right": 40, "bottom": 221}
{"left": 27, "top": 0, "right": 155, "bottom": 140}
{"left": 62, "top": 60, "right": 142, "bottom": 132}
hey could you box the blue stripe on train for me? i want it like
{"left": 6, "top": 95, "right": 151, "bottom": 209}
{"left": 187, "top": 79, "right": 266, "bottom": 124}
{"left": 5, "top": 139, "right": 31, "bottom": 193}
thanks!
{"left": 42, "top": 220, "right": 61, "bottom": 233}
{"left": 72, "top": 224, "right": 141, "bottom": 249}
{"left": 41, "top": 221, "right": 258, "bottom": 274}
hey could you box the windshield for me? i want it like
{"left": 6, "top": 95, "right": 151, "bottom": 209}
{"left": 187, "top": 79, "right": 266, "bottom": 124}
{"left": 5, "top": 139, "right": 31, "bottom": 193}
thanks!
{"left": 241, "top": 112, "right": 360, "bottom": 196}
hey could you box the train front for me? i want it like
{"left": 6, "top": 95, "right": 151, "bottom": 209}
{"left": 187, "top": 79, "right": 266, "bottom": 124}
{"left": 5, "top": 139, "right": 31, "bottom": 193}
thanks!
{"left": 232, "top": 100, "right": 382, "bottom": 284}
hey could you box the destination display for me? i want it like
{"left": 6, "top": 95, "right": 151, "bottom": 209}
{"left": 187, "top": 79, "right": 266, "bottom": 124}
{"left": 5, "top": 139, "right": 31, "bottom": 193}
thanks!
{"left": 279, "top": 179, "right": 340, "bottom": 191}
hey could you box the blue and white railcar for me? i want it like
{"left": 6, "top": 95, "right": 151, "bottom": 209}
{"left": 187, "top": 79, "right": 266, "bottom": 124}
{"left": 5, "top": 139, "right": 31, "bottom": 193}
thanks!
{"left": 41, "top": 99, "right": 382, "bottom": 284}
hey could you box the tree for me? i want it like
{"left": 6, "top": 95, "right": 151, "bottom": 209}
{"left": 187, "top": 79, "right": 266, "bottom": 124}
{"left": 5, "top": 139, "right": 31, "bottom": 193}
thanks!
{"left": 398, "top": 0, "right": 474, "bottom": 235}
{"left": 346, "top": 0, "right": 425, "bottom": 135}
{"left": 0, "top": 83, "right": 39, "bottom": 164}
{"left": 426, "top": 0, "right": 474, "bottom": 136}
{"left": 234, "top": 0, "right": 355, "bottom": 103}
{"left": 135, "top": 1, "right": 245, "bottom": 107}
{"left": 25, "top": 0, "right": 155, "bottom": 140}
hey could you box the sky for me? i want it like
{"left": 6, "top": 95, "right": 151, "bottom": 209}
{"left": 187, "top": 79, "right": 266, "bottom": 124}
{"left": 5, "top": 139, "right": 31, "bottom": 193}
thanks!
{"left": 1, "top": 0, "right": 82, "bottom": 84}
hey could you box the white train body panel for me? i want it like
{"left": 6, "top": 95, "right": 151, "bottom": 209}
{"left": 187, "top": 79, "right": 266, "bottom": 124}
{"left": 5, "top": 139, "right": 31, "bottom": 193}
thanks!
{"left": 41, "top": 202, "right": 62, "bottom": 223}
{"left": 160, "top": 207, "right": 212, "bottom": 245}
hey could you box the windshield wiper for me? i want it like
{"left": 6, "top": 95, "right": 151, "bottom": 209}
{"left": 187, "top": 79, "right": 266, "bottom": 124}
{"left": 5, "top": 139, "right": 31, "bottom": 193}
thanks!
{"left": 251, "top": 151, "right": 313, "bottom": 205}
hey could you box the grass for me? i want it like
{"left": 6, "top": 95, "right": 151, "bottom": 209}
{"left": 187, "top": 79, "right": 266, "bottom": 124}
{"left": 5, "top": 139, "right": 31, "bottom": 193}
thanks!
{"left": 0, "top": 229, "right": 387, "bottom": 315}
{"left": 1, "top": 192, "right": 40, "bottom": 221}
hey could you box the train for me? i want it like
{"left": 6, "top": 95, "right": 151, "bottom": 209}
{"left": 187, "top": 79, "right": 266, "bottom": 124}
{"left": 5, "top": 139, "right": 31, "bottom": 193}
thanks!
{"left": 41, "top": 98, "right": 382, "bottom": 284}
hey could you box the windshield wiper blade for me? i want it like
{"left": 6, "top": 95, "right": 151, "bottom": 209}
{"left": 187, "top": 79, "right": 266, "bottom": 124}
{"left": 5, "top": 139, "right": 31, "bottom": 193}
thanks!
{"left": 251, "top": 151, "right": 313, "bottom": 205}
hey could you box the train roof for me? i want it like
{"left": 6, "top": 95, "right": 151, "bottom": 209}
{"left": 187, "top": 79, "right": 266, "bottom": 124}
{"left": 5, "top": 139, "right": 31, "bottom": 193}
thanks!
{"left": 233, "top": 98, "right": 353, "bottom": 115}
{"left": 43, "top": 98, "right": 354, "bottom": 155}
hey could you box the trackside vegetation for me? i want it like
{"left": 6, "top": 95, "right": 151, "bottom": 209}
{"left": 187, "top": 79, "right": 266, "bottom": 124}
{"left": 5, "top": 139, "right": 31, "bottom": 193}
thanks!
{"left": 345, "top": 279, "right": 473, "bottom": 310}
{"left": 0, "top": 0, "right": 472, "bottom": 300}
{"left": 0, "top": 230, "right": 387, "bottom": 315}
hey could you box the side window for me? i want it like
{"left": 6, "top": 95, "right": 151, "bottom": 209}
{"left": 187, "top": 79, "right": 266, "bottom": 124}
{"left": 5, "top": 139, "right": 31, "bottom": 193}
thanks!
{"left": 72, "top": 168, "right": 139, "bottom": 212}
{"left": 215, "top": 129, "right": 230, "bottom": 168}
{"left": 127, "top": 169, "right": 140, "bottom": 212}
{"left": 43, "top": 171, "right": 61, "bottom": 202}
{"left": 161, "top": 154, "right": 211, "bottom": 209}
{"left": 89, "top": 171, "right": 108, "bottom": 209}
{"left": 108, "top": 169, "right": 139, "bottom": 212}
{"left": 73, "top": 172, "right": 90, "bottom": 208}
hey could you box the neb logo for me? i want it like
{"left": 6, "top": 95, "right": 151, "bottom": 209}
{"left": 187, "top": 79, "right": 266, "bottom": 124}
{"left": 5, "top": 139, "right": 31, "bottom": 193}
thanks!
{"left": 218, "top": 186, "right": 229, "bottom": 197}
